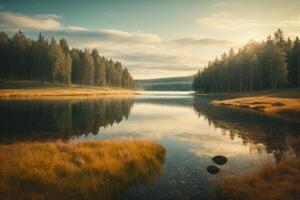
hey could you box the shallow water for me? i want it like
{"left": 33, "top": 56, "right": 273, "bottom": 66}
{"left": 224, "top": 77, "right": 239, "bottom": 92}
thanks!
{"left": 0, "top": 91, "right": 299, "bottom": 200}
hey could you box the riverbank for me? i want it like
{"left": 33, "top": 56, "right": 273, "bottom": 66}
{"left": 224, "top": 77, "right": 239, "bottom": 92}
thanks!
{"left": 0, "top": 80, "right": 137, "bottom": 99}
{"left": 211, "top": 88, "right": 300, "bottom": 121}
{"left": 0, "top": 140, "right": 165, "bottom": 200}
{"left": 217, "top": 157, "right": 300, "bottom": 200}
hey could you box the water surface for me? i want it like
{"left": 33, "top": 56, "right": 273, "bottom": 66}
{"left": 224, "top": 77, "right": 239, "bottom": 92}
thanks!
{"left": 0, "top": 91, "right": 299, "bottom": 200}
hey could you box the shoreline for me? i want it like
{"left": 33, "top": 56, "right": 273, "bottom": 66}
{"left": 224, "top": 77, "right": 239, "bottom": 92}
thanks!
{"left": 0, "top": 80, "right": 138, "bottom": 99}
{"left": 210, "top": 89, "right": 300, "bottom": 122}
{"left": 194, "top": 88, "right": 300, "bottom": 98}
{"left": 0, "top": 88, "right": 138, "bottom": 99}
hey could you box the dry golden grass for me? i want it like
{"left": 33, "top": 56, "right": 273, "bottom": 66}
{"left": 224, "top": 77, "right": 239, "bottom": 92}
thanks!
{"left": 0, "top": 140, "right": 165, "bottom": 200}
{"left": 0, "top": 79, "right": 138, "bottom": 99}
{"left": 0, "top": 87, "right": 137, "bottom": 99}
{"left": 217, "top": 158, "right": 300, "bottom": 200}
{"left": 213, "top": 96, "right": 300, "bottom": 120}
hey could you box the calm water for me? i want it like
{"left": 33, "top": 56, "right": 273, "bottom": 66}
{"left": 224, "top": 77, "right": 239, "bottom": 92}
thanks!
{"left": 0, "top": 92, "right": 299, "bottom": 200}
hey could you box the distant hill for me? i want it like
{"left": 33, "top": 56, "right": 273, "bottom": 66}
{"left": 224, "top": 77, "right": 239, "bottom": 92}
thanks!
{"left": 136, "top": 75, "right": 194, "bottom": 91}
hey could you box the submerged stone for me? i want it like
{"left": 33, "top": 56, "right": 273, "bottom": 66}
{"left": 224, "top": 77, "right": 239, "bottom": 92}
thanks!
{"left": 206, "top": 165, "right": 220, "bottom": 174}
{"left": 212, "top": 155, "right": 228, "bottom": 165}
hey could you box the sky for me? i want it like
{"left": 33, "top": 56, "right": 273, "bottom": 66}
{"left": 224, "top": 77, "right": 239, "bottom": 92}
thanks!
{"left": 1, "top": 0, "right": 300, "bottom": 79}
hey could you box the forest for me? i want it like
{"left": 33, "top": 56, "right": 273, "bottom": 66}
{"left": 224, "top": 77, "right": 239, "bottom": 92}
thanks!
{"left": 193, "top": 29, "right": 300, "bottom": 93}
{"left": 136, "top": 76, "right": 193, "bottom": 91}
{"left": 0, "top": 31, "right": 135, "bottom": 89}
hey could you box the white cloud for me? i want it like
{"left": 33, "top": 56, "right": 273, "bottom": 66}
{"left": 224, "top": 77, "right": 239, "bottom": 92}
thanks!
{"left": 196, "top": 15, "right": 256, "bottom": 30}
{"left": 43, "top": 28, "right": 162, "bottom": 45}
{"left": 173, "top": 37, "right": 234, "bottom": 47}
{"left": 98, "top": 29, "right": 162, "bottom": 44}
{"left": 196, "top": 13, "right": 300, "bottom": 31}
{"left": 0, "top": 12, "right": 62, "bottom": 30}
{"left": 67, "top": 26, "right": 89, "bottom": 31}
{"left": 32, "top": 14, "right": 61, "bottom": 20}
{"left": 279, "top": 15, "right": 300, "bottom": 28}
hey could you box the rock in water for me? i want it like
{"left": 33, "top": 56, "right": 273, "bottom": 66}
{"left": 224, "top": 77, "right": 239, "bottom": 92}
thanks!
{"left": 212, "top": 155, "right": 228, "bottom": 165}
{"left": 206, "top": 165, "right": 220, "bottom": 174}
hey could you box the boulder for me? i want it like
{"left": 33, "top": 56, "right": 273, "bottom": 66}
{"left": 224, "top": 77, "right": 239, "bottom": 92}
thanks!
{"left": 206, "top": 165, "right": 220, "bottom": 174}
{"left": 212, "top": 155, "right": 228, "bottom": 165}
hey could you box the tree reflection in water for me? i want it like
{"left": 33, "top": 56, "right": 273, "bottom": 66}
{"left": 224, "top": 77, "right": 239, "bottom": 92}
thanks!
{"left": 192, "top": 97, "right": 300, "bottom": 161}
{"left": 0, "top": 98, "right": 134, "bottom": 143}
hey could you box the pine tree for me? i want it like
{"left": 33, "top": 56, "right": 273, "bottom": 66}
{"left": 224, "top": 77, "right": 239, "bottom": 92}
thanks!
{"left": 0, "top": 31, "right": 135, "bottom": 89}
{"left": 48, "top": 38, "right": 66, "bottom": 83}
{"left": 0, "top": 32, "right": 10, "bottom": 79}
{"left": 70, "top": 49, "right": 82, "bottom": 84}
{"left": 193, "top": 30, "right": 290, "bottom": 93}
{"left": 81, "top": 49, "right": 94, "bottom": 85}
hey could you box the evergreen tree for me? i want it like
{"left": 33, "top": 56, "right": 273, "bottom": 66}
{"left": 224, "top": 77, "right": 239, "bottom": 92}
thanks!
{"left": 193, "top": 30, "right": 290, "bottom": 93}
{"left": 0, "top": 31, "right": 135, "bottom": 89}
{"left": 31, "top": 33, "right": 50, "bottom": 82}
{"left": 287, "top": 37, "right": 300, "bottom": 87}
{"left": 71, "top": 49, "right": 82, "bottom": 84}
{"left": 81, "top": 49, "right": 94, "bottom": 85}
{"left": 48, "top": 38, "right": 67, "bottom": 83}
{"left": 99, "top": 57, "right": 107, "bottom": 86}
{"left": 0, "top": 32, "right": 10, "bottom": 79}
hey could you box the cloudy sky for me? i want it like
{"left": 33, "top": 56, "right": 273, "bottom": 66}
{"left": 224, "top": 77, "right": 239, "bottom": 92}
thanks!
{"left": 1, "top": 0, "right": 300, "bottom": 79}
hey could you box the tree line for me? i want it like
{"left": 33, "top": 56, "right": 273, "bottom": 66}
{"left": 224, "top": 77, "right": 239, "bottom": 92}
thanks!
{"left": 193, "top": 29, "right": 300, "bottom": 93}
{"left": 0, "top": 31, "right": 135, "bottom": 89}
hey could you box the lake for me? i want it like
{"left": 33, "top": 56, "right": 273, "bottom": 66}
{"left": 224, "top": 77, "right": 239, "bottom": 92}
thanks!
{"left": 0, "top": 91, "right": 299, "bottom": 200}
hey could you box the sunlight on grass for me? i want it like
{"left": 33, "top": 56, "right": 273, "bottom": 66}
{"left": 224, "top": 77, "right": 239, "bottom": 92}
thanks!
{"left": 0, "top": 80, "right": 137, "bottom": 99}
{"left": 213, "top": 96, "right": 300, "bottom": 120}
{"left": 217, "top": 157, "right": 300, "bottom": 200}
{"left": 0, "top": 140, "right": 166, "bottom": 199}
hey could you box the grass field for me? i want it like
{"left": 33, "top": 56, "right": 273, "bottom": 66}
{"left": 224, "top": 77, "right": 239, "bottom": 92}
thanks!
{"left": 0, "top": 80, "right": 137, "bottom": 99}
{"left": 217, "top": 157, "right": 300, "bottom": 200}
{"left": 212, "top": 88, "right": 300, "bottom": 121}
{"left": 0, "top": 140, "right": 165, "bottom": 200}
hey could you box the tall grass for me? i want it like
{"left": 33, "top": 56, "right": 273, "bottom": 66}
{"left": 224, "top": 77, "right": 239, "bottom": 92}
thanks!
{"left": 0, "top": 140, "right": 165, "bottom": 200}
{"left": 217, "top": 157, "right": 300, "bottom": 200}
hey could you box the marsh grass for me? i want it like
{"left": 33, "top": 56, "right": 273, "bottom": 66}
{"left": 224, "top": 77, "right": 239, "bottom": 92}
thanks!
{"left": 213, "top": 96, "right": 300, "bottom": 120}
{"left": 0, "top": 140, "right": 165, "bottom": 200}
{"left": 217, "top": 157, "right": 300, "bottom": 200}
